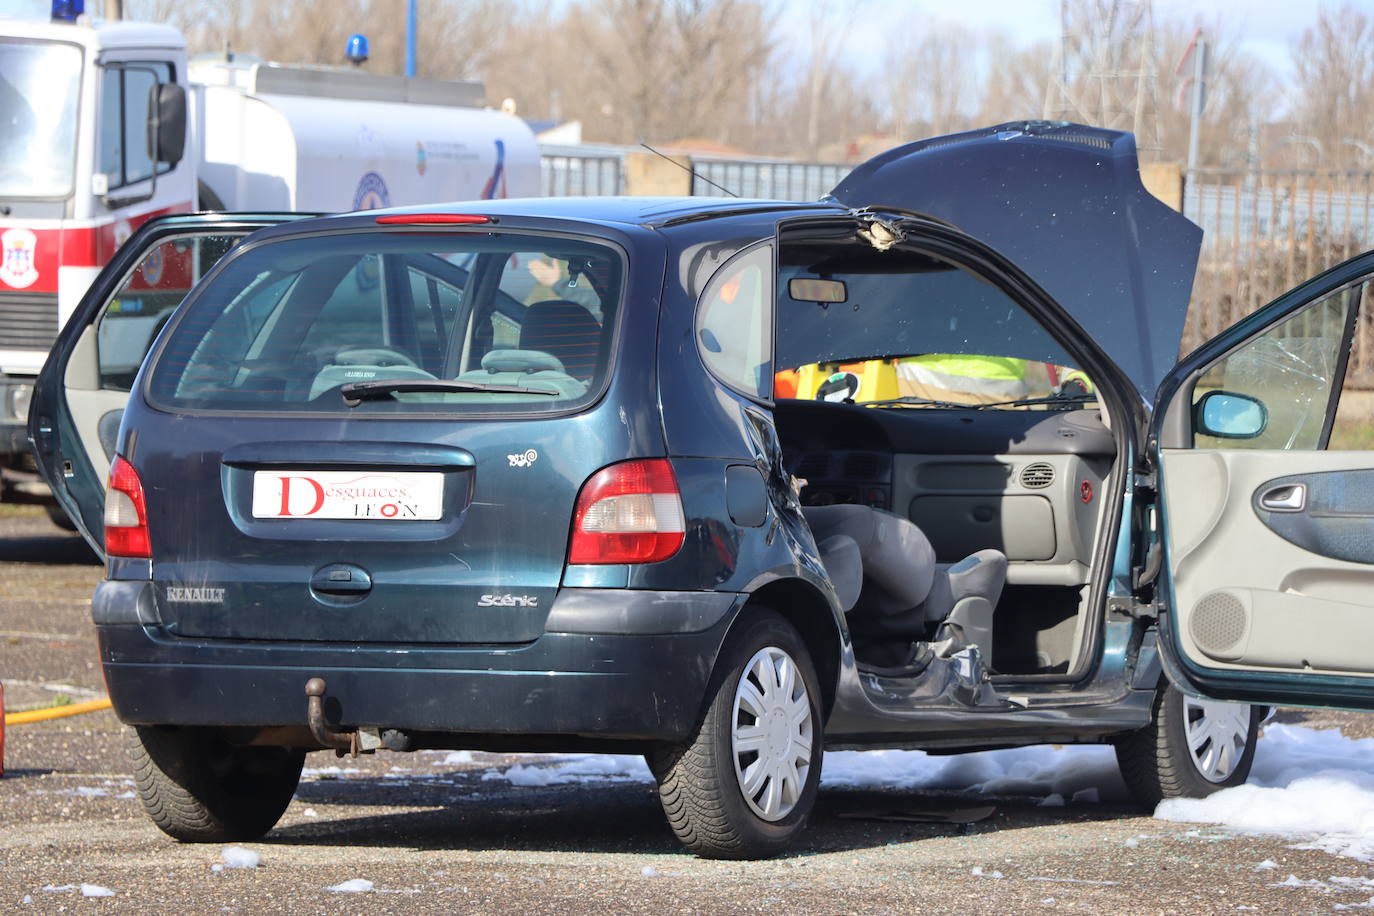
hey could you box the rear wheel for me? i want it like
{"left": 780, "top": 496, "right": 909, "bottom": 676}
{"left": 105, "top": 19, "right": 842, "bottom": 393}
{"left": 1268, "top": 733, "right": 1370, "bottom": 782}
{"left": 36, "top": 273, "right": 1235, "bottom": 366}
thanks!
{"left": 1115, "top": 682, "right": 1261, "bottom": 808}
{"left": 128, "top": 726, "right": 304, "bottom": 842}
{"left": 649, "top": 610, "right": 822, "bottom": 859}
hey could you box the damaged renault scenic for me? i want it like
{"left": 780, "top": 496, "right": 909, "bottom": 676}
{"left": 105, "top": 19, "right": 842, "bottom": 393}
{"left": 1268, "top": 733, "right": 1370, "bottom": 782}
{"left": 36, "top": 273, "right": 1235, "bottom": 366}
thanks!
{"left": 32, "top": 122, "right": 1374, "bottom": 859}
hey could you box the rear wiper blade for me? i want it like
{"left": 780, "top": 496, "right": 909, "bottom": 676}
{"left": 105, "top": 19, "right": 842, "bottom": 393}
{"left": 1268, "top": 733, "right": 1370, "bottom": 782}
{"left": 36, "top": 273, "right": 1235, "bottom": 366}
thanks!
{"left": 860, "top": 396, "right": 984, "bottom": 410}
{"left": 967, "top": 393, "right": 1099, "bottom": 409}
{"left": 860, "top": 392, "right": 1097, "bottom": 411}
{"left": 341, "top": 378, "right": 559, "bottom": 406}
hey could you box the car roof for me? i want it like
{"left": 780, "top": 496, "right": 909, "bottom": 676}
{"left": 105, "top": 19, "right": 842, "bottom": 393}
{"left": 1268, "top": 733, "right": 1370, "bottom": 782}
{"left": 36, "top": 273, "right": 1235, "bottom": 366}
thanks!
{"left": 339, "top": 196, "right": 845, "bottom": 229}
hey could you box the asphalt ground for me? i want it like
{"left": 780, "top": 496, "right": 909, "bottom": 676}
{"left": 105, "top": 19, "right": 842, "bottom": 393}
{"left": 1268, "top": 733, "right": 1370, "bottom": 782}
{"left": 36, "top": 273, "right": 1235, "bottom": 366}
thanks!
{"left": 1, "top": 504, "right": 1371, "bottom": 914}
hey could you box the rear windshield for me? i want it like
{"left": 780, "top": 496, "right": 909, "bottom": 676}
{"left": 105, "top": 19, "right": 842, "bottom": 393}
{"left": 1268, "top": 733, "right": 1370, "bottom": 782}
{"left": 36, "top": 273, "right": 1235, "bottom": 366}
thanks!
{"left": 146, "top": 231, "right": 623, "bottom": 415}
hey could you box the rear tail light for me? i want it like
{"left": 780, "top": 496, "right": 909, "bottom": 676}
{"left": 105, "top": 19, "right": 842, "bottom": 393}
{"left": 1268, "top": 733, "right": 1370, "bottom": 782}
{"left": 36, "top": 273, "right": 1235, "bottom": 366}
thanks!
{"left": 569, "top": 459, "right": 685, "bottom": 565}
{"left": 105, "top": 456, "right": 150, "bottom": 558}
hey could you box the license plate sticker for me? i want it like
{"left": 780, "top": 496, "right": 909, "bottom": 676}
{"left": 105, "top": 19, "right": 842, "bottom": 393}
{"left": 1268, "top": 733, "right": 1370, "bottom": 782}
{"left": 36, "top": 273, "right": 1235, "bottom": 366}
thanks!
{"left": 251, "top": 470, "right": 444, "bottom": 520}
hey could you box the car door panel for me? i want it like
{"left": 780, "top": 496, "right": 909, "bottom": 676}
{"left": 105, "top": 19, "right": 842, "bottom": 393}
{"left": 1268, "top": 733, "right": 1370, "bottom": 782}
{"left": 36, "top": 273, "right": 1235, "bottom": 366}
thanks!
{"left": 1161, "top": 448, "right": 1374, "bottom": 678}
{"left": 30, "top": 214, "right": 308, "bottom": 557}
{"left": 1154, "top": 252, "right": 1374, "bottom": 708}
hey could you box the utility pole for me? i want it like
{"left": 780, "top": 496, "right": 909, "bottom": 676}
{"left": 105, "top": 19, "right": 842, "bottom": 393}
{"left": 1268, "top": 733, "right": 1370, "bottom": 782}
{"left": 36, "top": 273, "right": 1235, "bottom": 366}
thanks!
{"left": 406, "top": 0, "right": 417, "bottom": 78}
{"left": 1185, "top": 35, "right": 1208, "bottom": 174}
{"left": 103, "top": 0, "right": 121, "bottom": 20}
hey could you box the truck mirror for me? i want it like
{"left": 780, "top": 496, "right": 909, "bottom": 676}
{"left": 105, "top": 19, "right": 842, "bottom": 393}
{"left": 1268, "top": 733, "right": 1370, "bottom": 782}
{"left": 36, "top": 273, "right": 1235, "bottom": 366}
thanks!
{"left": 148, "top": 83, "right": 187, "bottom": 166}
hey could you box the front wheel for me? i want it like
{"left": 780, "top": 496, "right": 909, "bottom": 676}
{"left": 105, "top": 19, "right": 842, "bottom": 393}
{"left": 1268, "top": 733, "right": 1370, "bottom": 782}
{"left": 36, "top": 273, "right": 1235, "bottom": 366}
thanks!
{"left": 650, "top": 610, "right": 823, "bottom": 859}
{"left": 1115, "top": 682, "right": 1262, "bottom": 808}
{"left": 128, "top": 726, "right": 305, "bottom": 842}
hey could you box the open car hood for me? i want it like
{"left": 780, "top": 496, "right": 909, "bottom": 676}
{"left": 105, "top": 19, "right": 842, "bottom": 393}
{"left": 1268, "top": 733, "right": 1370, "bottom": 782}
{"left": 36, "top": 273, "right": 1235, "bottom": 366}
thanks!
{"left": 827, "top": 121, "right": 1203, "bottom": 397}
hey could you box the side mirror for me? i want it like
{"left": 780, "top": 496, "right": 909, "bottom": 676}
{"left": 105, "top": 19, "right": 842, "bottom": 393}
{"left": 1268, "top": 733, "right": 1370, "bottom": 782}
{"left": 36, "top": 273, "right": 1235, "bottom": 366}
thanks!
{"left": 788, "top": 278, "right": 847, "bottom": 304}
{"left": 149, "top": 83, "right": 186, "bottom": 166}
{"left": 1195, "top": 390, "right": 1268, "bottom": 439}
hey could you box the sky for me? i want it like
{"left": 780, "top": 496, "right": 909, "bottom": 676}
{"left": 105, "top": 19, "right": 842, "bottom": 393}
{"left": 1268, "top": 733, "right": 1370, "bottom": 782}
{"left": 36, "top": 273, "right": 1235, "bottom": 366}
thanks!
{"left": 827, "top": 0, "right": 1374, "bottom": 83}
{"left": 7, "top": 0, "right": 1374, "bottom": 86}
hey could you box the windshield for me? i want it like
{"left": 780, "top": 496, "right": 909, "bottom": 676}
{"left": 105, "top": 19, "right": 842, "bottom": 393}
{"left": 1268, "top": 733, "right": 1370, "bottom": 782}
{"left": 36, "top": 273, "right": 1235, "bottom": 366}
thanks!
{"left": 147, "top": 230, "right": 624, "bottom": 415}
{"left": 0, "top": 39, "right": 82, "bottom": 198}
{"left": 775, "top": 236, "right": 1096, "bottom": 408}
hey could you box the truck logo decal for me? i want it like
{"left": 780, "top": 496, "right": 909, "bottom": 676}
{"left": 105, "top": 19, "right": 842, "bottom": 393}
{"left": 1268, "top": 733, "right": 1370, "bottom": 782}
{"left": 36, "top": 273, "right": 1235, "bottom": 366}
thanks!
{"left": 480, "top": 139, "right": 506, "bottom": 199}
{"left": 0, "top": 229, "right": 38, "bottom": 289}
{"left": 507, "top": 449, "right": 538, "bottom": 468}
{"left": 140, "top": 246, "right": 165, "bottom": 287}
{"left": 353, "top": 171, "right": 391, "bottom": 210}
{"left": 477, "top": 594, "right": 538, "bottom": 608}
{"left": 166, "top": 586, "right": 226, "bottom": 604}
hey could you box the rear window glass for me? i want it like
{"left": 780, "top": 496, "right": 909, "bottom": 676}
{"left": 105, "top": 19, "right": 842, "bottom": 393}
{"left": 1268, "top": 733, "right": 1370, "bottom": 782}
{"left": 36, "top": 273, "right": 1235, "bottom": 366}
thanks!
{"left": 146, "top": 231, "right": 623, "bottom": 414}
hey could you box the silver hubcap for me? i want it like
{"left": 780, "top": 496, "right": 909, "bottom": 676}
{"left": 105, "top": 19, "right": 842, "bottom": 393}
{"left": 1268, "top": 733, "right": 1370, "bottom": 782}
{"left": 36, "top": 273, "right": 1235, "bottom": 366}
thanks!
{"left": 731, "top": 646, "right": 814, "bottom": 822}
{"left": 1182, "top": 696, "right": 1251, "bottom": 783}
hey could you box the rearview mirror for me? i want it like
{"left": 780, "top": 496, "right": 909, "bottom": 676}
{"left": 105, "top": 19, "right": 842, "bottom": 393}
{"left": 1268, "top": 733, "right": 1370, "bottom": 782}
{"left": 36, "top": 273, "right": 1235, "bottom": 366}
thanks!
{"left": 1195, "top": 390, "right": 1268, "bottom": 439}
{"left": 789, "top": 278, "right": 846, "bottom": 303}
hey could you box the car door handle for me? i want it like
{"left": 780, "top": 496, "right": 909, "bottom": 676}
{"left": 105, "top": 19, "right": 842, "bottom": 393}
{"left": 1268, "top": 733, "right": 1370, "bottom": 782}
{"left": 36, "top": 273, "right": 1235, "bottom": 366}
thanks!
{"left": 1259, "top": 483, "right": 1306, "bottom": 512}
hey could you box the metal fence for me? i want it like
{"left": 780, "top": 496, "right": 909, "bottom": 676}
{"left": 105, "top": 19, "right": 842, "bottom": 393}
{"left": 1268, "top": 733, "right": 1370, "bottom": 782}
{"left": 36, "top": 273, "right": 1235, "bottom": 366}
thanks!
{"left": 690, "top": 158, "right": 851, "bottom": 201}
{"left": 1183, "top": 168, "right": 1374, "bottom": 386}
{"left": 540, "top": 149, "right": 624, "bottom": 197}
{"left": 537, "top": 147, "right": 851, "bottom": 202}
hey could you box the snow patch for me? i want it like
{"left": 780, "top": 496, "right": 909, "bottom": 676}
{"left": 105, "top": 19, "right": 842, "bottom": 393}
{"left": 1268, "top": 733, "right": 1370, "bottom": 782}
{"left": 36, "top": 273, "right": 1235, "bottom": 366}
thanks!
{"left": 443, "top": 751, "right": 476, "bottom": 765}
{"left": 482, "top": 754, "right": 653, "bottom": 787}
{"left": 640, "top": 866, "right": 659, "bottom": 877}
{"left": 328, "top": 879, "right": 375, "bottom": 893}
{"left": 970, "top": 866, "right": 1003, "bottom": 879}
{"left": 80, "top": 884, "right": 114, "bottom": 898}
{"left": 821, "top": 743, "right": 1131, "bottom": 802}
{"left": 1156, "top": 725, "right": 1374, "bottom": 861}
{"left": 221, "top": 847, "right": 260, "bottom": 869}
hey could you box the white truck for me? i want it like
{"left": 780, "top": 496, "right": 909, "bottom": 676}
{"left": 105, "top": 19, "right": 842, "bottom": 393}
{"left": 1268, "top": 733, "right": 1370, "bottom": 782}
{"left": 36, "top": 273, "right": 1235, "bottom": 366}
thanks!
{"left": 0, "top": 7, "right": 540, "bottom": 499}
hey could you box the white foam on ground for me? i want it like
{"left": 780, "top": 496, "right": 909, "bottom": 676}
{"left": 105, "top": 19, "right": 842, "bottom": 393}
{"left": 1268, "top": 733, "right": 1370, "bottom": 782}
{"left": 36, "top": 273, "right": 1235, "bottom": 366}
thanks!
{"left": 1156, "top": 724, "right": 1374, "bottom": 861}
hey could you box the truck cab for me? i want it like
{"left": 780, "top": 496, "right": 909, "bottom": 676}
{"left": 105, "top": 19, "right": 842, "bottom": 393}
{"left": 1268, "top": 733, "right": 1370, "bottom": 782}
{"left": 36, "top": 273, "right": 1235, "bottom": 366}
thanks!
{"left": 0, "top": 10, "right": 190, "bottom": 498}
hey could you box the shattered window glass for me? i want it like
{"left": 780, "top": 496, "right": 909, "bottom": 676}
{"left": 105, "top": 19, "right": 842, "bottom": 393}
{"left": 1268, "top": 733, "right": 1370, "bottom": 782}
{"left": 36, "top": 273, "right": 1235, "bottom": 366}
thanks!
{"left": 1193, "top": 284, "right": 1359, "bottom": 450}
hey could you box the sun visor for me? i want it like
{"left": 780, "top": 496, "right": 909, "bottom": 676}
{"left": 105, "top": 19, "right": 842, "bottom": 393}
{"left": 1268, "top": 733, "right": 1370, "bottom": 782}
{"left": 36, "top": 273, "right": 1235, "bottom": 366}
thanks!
{"left": 828, "top": 122, "right": 1203, "bottom": 397}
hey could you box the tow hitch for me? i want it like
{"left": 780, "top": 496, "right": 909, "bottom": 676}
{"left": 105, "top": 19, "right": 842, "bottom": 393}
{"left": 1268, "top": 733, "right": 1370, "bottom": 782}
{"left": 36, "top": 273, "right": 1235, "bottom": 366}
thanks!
{"left": 304, "top": 677, "right": 381, "bottom": 757}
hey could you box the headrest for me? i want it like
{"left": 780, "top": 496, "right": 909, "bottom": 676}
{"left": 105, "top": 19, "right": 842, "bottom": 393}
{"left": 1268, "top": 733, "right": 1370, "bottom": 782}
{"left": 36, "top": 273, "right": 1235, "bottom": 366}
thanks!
{"left": 480, "top": 349, "right": 566, "bottom": 373}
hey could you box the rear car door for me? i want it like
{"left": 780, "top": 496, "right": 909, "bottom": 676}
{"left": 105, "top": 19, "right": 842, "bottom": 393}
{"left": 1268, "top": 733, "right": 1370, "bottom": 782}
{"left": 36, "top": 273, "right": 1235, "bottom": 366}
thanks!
{"left": 29, "top": 214, "right": 305, "bottom": 556}
{"left": 1153, "top": 251, "right": 1374, "bottom": 710}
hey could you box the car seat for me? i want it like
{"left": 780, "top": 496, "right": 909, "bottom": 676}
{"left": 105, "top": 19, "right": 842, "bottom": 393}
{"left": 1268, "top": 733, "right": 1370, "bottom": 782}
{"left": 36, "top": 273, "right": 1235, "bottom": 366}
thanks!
{"left": 803, "top": 504, "right": 1007, "bottom": 663}
{"left": 520, "top": 300, "right": 602, "bottom": 382}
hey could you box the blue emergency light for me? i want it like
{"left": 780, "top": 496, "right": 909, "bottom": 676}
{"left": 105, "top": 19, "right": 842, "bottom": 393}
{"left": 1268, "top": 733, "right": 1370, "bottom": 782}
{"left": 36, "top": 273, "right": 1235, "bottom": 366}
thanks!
{"left": 345, "top": 34, "right": 369, "bottom": 65}
{"left": 51, "top": 0, "right": 84, "bottom": 21}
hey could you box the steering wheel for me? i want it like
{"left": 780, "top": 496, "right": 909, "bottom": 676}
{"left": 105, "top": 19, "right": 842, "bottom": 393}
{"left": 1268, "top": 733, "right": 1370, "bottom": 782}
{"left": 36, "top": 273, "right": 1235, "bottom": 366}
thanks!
{"left": 333, "top": 347, "right": 419, "bottom": 369}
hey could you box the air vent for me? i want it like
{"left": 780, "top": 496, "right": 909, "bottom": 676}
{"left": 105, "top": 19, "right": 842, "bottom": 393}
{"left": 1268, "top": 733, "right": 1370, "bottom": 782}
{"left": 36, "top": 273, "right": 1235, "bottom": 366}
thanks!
{"left": 842, "top": 452, "right": 881, "bottom": 480}
{"left": 1019, "top": 462, "right": 1055, "bottom": 489}
{"left": 796, "top": 454, "right": 829, "bottom": 480}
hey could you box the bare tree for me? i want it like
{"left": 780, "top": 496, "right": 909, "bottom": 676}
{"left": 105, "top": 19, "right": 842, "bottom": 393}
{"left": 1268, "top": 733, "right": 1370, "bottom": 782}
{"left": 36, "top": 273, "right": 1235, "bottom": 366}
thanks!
{"left": 882, "top": 22, "right": 980, "bottom": 141}
{"left": 1287, "top": 3, "right": 1374, "bottom": 169}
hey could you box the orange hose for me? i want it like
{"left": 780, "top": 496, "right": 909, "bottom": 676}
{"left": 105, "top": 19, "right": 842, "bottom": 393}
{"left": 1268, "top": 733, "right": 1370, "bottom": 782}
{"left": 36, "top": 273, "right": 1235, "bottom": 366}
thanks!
{"left": 4, "top": 697, "right": 112, "bottom": 725}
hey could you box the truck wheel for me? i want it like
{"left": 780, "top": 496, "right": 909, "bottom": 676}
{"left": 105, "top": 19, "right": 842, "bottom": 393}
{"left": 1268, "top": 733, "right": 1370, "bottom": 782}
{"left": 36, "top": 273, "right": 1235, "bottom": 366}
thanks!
{"left": 128, "top": 725, "right": 304, "bottom": 842}
{"left": 649, "top": 610, "right": 822, "bottom": 859}
{"left": 1114, "top": 682, "right": 1261, "bottom": 808}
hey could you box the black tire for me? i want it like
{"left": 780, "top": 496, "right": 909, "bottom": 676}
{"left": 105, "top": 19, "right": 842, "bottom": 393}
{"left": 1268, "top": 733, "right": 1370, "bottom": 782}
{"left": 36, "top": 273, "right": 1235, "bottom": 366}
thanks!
{"left": 44, "top": 504, "right": 78, "bottom": 531}
{"left": 1114, "top": 682, "right": 1262, "bottom": 809}
{"left": 127, "top": 725, "right": 305, "bottom": 842}
{"left": 649, "top": 610, "right": 823, "bottom": 859}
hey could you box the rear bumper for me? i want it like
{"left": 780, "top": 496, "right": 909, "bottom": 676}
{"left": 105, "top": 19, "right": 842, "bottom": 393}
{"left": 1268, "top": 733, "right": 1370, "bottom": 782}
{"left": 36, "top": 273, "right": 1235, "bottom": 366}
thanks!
{"left": 95, "top": 584, "right": 742, "bottom": 742}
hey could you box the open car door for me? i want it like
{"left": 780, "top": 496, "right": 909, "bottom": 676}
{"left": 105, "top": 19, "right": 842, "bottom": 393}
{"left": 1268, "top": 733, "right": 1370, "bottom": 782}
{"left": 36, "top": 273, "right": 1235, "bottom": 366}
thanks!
{"left": 28, "top": 213, "right": 309, "bottom": 559}
{"left": 1153, "top": 250, "right": 1374, "bottom": 711}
